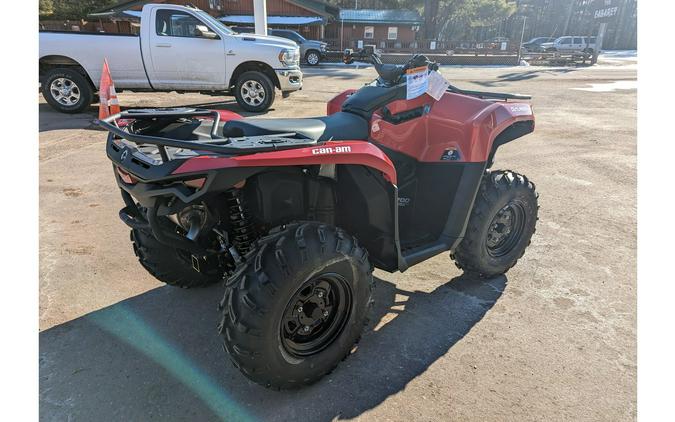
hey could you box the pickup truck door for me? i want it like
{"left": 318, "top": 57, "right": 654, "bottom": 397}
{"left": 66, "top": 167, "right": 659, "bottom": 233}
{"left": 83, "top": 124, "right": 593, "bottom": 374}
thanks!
{"left": 143, "top": 8, "right": 226, "bottom": 90}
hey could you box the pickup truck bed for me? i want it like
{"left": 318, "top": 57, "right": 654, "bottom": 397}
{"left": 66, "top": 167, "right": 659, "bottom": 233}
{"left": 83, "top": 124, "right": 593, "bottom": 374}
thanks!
{"left": 40, "top": 31, "right": 150, "bottom": 89}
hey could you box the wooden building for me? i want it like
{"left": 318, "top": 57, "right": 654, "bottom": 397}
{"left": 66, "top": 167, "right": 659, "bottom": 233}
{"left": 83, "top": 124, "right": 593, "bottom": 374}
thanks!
{"left": 218, "top": 0, "right": 338, "bottom": 40}
{"left": 329, "top": 9, "right": 423, "bottom": 50}
{"left": 61, "top": 0, "right": 422, "bottom": 52}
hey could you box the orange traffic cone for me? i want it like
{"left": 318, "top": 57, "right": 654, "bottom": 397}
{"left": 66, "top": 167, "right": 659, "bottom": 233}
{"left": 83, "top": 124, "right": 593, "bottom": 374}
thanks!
{"left": 98, "top": 59, "right": 121, "bottom": 119}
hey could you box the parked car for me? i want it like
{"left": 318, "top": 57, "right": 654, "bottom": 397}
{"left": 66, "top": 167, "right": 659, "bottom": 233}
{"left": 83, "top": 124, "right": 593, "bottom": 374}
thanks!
{"left": 39, "top": 4, "right": 303, "bottom": 113}
{"left": 269, "top": 29, "right": 327, "bottom": 66}
{"left": 521, "top": 37, "right": 556, "bottom": 52}
{"left": 540, "top": 36, "right": 597, "bottom": 54}
{"left": 231, "top": 27, "right": 327, "bottom": 66}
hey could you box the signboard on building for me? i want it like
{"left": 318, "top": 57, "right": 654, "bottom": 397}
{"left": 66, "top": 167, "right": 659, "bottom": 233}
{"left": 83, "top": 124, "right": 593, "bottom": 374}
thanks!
{"left": 593, "top": 0, "right": 620, "bottom": 22}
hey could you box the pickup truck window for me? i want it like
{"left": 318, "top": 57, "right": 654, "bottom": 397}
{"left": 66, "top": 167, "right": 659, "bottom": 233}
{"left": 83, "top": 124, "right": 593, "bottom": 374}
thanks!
{"left": 156, "top": 10, "right": 212, "bottom": 38}
{"left": 195, "top": 10, "right": 235, "bottom": 35}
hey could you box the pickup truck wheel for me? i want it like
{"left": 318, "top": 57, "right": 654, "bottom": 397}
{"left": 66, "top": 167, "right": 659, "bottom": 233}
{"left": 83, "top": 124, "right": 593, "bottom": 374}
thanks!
{"left": 234, "top": 71, "right": 275, "bottom": 113}
{"left": 41, "top": 68, "right": 93, "bottom": 114}
{"left": 305, "top": 50, "right": 321, "bottom": 66}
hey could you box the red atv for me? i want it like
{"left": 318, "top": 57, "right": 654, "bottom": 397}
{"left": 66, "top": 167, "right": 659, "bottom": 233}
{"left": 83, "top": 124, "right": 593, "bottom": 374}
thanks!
{"left": 99, "top": 54, "right": 538, "bottom": 389}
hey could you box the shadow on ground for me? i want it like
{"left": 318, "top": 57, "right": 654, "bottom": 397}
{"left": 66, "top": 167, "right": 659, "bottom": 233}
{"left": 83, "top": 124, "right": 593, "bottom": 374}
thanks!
{"left": 302, "top": 69, "right": 368, "bottom": 80}
{"left": 38, "top": 104, "right": 100, "bottom": 132}
{"left": 40, "top": 273, "right": 506, "bottom": 421}
{"left": 470, "top": 67, "right": 579, "bottom": 87}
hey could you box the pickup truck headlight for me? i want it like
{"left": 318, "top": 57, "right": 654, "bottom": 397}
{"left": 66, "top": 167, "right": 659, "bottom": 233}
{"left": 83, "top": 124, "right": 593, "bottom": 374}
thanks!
{"left": 279, "top": 48, "right": 300, "bottom": 67}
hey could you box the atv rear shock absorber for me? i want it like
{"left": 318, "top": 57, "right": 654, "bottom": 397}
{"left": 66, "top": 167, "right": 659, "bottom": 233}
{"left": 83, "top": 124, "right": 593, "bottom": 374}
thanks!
{"left": 225, "top": 189, "right": 257, "bottom": 255}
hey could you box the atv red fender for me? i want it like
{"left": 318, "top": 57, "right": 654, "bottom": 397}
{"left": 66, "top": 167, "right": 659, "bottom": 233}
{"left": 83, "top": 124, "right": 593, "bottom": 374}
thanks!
{"left": 172, "top": 140, "right": 397, "bottom": 184}
{"left": 369, "top": 92, "right": 534, "bottom": 163}
{"left": 327, "top": 89, "right": 357, "bottom": 115}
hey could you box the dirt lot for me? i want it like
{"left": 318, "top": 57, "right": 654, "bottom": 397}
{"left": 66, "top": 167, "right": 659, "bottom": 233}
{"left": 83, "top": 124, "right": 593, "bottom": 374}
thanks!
{"left": 39, "top": 55, "right": 637, "bottom": 421}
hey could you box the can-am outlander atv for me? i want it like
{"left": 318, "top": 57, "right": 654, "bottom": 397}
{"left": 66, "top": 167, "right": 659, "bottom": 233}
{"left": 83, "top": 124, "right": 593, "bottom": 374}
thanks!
{"left": 99, "top": 54, "right": 538, "bottom": 389}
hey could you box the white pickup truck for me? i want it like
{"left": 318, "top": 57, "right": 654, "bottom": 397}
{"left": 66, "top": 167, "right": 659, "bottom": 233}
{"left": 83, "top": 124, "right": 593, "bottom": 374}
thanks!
{"left": 39, "top": 3, "right": 303, "bottom": 113}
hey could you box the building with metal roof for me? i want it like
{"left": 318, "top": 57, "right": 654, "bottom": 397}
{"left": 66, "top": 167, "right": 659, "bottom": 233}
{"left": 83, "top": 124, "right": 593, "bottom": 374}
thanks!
{"left": 338, "top": 9, "right": 423, "bottom": 25}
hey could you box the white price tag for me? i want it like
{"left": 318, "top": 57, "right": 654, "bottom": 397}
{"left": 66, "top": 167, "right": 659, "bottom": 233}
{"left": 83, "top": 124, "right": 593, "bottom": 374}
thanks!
{"left": 406, "top": 66, "right": 429, "bottom": 100}
{"left": 426, "top": 71, "right": 450, "bottom": 101}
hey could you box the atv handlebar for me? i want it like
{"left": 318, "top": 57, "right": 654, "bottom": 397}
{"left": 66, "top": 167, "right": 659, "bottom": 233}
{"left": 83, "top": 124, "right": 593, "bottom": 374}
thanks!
{"left": 372, "top": 53, "right": 440, "bottom": 85}
{"left": 372, "top": 53, "right": 531, "bottom": 101}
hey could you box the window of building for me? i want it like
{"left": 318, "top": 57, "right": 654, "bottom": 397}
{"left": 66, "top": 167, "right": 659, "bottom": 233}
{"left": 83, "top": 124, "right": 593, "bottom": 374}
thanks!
{"left": 364, "top": 26, "right": 374, "bottom": 39}
{"left": 387, "top": 26, "right": 398, "bottom": 40}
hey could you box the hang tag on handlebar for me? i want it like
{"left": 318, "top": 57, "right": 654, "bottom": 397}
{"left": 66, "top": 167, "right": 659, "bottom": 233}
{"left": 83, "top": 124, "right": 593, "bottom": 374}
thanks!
{"left": 406, "top": 66, "right": 429, "bottom": 100}
{"left": 426, "top": 71, "right": 450, "bottom": 101}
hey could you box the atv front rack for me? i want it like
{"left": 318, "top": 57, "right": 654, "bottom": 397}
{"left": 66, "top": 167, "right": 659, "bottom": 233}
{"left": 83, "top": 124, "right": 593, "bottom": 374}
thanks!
{"left": 446, "top": 84, "right": 532, "bottom": 101}
{"left": 96, "top": 108, "right": 319, "bottom": 162}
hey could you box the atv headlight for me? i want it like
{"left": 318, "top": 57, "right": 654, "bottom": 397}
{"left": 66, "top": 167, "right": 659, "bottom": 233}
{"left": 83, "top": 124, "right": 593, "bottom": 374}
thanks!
{"left": 279, "top": 48, "right": 300, "bottom": 67}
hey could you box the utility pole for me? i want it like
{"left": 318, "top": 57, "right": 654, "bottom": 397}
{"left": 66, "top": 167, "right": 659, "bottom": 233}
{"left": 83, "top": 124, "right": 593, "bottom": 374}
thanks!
{"left": 563, "top": 0, "right": 576, "bottom": 35}
{"left": 253, "top": 0, "right": 267, "bottom": 35}
{"left": 591, "top": 22, "right": 606, "bottom": 65}
{"left": 341, "top": 18, "right": 344, "bottom": 50}
{"left": 517, "top": 15, "right": 526, "bottom": 64}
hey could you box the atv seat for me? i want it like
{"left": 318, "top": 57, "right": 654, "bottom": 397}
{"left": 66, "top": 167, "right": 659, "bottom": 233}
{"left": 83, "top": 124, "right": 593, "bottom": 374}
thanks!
{"left": 220, "top": 111, "right": 369, "bottom": 141}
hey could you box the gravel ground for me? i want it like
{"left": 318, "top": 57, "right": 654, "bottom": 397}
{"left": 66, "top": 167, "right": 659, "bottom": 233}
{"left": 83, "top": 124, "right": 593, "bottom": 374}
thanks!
{"left": 39, "top": 54, "right": 636, "bottom": 421}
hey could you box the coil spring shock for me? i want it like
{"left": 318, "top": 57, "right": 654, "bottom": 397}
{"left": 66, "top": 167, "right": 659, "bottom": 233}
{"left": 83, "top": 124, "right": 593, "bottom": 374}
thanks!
{"left": 225, "top": 188, "right": 256, "bottom": 255}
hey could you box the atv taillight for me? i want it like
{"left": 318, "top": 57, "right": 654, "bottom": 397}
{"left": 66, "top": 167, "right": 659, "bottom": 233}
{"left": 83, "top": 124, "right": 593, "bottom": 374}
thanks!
{"left": 116, "top": 166, "right": 137, "bottom": 184}
{"left": 183, "top": 177, "right": 206, "bottom": 189}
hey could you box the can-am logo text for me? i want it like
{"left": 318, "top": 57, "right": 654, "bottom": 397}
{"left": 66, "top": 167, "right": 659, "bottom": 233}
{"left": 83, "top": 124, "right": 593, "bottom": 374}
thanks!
{"left": 312, "top": 146, "right": 352, "bottom": 155}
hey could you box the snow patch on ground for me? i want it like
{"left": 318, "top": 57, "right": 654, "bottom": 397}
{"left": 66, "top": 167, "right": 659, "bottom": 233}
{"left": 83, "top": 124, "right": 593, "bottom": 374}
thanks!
{"left": 572, "top": 80, "right": 637, "bottom": 92}
{"left": 600, "top": 50, "right": 637, "bottom": 60}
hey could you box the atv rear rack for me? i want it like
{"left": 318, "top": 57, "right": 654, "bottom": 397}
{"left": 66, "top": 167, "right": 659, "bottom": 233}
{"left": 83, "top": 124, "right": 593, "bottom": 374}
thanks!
{"left": 96, "top": 108, "right": 319, "bottom": 161}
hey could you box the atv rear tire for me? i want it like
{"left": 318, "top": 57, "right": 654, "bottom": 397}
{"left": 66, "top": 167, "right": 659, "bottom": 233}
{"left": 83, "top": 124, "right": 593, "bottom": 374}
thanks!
{"left": 219, "top": 222, "right": 373, "bottom": 389}
{"left": 130, "top": 228, "right": 222, "bottom": 288}
{"left": 452, "top": 170, "right": 538, "bottom": 277}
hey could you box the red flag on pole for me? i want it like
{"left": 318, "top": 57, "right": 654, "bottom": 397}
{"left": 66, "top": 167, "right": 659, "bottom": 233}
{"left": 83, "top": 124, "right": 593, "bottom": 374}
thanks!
{"left": 98, "top": 59, "right": 121, "bottom": 119}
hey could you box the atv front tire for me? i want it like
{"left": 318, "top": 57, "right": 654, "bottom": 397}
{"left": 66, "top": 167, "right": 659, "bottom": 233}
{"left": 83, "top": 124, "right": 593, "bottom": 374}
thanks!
{"left": 453, "top": 170, "right": 538, "bottom": 277}
{"left": 219, "top": 222, "right": 373, "bottom": 389}
{"left": 131, "top": 228, "right": 222, "bottom": 288}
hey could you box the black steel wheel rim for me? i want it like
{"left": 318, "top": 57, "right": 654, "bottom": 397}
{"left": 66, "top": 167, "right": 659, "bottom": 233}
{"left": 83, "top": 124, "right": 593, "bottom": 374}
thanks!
{"left": 280, "top": 273, "right": 353, "bottom": 357}
{"left": 486, "top": 202, "right": 527, "bottom": 258}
